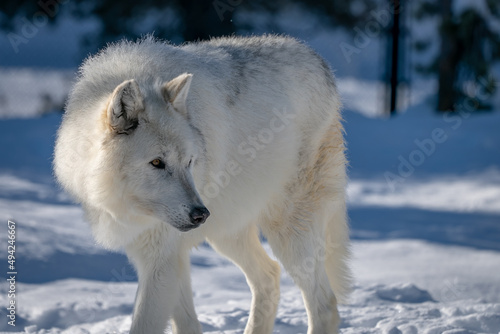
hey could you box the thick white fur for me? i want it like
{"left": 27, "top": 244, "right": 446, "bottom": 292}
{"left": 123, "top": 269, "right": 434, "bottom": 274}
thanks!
{"left": 54, "top": 35, "right": 350, "bottom": 334}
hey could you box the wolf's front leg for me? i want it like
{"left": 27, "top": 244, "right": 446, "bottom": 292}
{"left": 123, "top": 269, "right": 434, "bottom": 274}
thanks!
{"left": 171, "top": 251, "right": 202, "bottom": 334}
{"left": 126, "top": 232, "right": 201, "bottom": 334}
{"left": 129, "top": 266, "right": 174, "bottom": 334}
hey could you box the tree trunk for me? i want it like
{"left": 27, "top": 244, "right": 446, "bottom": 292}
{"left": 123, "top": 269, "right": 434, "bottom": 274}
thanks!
{"left": 181, "top": 0, "right": 236, "bottom": 41}
{"left": 437, "top": 0, "right": 459, "bottom": 111}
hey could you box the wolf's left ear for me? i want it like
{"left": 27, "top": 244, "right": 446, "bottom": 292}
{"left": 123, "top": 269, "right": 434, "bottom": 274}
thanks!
{"left": 162, "top": 73, "right": 193, "bottom": 116}
{"left": 106, "top": 79, "right": 144, "bottom": 134}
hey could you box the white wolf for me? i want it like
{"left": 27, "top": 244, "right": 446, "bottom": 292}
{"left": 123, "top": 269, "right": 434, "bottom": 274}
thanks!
{"left": 54, "top": 35, "right": 350, "bottom": 334}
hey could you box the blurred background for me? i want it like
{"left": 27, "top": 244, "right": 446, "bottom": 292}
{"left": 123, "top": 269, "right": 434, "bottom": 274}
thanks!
{"left": 1, "top": 0, "right": 500, "bottom": 115}
{"left": 0, "top": 0, "right": 500, "bottom": 333}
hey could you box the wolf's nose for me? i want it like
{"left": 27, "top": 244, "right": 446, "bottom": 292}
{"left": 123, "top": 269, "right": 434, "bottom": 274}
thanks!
{"left": 189, "top": 207, "right": 210, "bottom": 225}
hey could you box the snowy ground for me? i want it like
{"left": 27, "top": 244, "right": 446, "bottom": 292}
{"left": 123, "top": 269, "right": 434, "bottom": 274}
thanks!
{"left": 0, "top": 70, "right": 499, "bottom": 333}
{"left": 2, "top": 240, "right": 500, "bottom": 334}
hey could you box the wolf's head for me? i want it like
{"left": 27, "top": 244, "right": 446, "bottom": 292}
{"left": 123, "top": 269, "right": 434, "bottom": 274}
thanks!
{"left": 88, "top": 73, "right": 209, "bottom": 233}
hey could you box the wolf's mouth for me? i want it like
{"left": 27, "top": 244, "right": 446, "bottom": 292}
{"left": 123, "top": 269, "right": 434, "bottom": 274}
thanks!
{"left": 176, "top": 222, "right": 203, "bottom": 232}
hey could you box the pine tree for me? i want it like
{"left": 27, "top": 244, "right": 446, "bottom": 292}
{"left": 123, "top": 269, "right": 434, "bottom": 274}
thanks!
{"left": 415, "top": 0, "right": 500, "bottom": 111}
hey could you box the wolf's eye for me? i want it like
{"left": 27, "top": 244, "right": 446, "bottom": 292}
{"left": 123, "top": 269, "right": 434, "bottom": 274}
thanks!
{"left": 188, "top": 158, "right": 193, "bottom": 167}
{"left": 150, "top": 158, "right": 165, "bottom": 169}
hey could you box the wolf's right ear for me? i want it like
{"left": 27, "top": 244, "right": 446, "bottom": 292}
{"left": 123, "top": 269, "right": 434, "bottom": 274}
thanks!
{"left": 106, "top": 79, "right": 144, "bottom": 134}
{"left": 162, "top": 73, "right": 193, "bottom": 116}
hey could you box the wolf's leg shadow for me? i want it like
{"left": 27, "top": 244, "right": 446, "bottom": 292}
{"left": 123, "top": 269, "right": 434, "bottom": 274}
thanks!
{"left": 208, "top": 224, "right": 281, "bottom": 334}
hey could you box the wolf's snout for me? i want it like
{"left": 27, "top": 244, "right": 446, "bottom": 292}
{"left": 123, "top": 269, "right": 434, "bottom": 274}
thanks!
{"left": 189, "top": 207, "right": 210, "bottom": 225}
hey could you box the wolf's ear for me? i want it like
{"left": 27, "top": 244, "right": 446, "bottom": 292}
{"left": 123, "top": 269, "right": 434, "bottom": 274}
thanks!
{"left": 162, "top": 73, "right": 193, "bottom": 116}
{"left": 106, "top": 79, "right": 144, "bottom": 134}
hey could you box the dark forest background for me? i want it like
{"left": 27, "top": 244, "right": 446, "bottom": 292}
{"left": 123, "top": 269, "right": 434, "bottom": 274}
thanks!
{"left": 1, "top": 0, "right": 500, "bottom": 112}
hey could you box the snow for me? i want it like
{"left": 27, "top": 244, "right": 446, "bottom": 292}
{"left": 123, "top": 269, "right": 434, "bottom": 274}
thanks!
{"left": 1, "top": 241, "right": 499, "bottom": 333}
{"left": 347, "top": 170, "right": 500, "bottom": 214}
{"left": 0, "top": 68, "right": 499, "bottom": 333}
{"left": 0, "top": 68, "right": 73, "bottom": 119}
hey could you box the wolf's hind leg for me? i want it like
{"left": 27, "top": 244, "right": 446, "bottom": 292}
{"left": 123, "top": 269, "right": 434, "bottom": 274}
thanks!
{"left": 208, "top": 224, "right": 281, "bottom": 334}
{"left": 261, "top": 210, "right": 341, "bottom": 334}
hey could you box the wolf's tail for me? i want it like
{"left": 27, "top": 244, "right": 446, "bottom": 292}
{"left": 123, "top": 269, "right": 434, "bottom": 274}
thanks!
{"left": 324, "top": 199, "right": 352, "bottom": 304}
